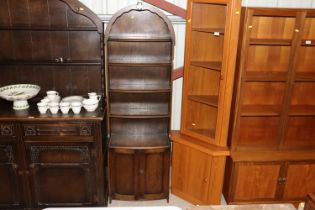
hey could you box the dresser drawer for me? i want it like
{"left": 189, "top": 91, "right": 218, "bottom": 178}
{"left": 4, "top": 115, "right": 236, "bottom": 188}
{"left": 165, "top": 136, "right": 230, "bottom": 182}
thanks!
{"left": 22, "top": 123, "right": 94, "bottom": 137}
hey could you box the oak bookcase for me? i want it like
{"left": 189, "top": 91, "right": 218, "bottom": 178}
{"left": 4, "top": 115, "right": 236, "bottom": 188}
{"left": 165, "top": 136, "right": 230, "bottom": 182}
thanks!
{"left": 105, "top": 4, "right": 175, "bottom": 201}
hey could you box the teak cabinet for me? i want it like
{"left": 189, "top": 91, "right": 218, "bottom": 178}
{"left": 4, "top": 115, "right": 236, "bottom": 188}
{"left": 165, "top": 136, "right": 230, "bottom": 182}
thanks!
{"left": 171, "top": 0, "right": 241, "bottom": 205}
{"left": 0, "top": 0, "right": 106, "bottom": 209}
{"left": 105, "top": 4, "right": 175, "bottom": 201}
{"left": 224, "top": 8, "right": 315, "bottom": 205}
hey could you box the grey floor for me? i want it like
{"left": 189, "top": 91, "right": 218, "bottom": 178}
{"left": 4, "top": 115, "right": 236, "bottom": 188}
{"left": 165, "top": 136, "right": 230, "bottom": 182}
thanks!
{"left": 109, "top": 194, "right": 227, "bottom": 210}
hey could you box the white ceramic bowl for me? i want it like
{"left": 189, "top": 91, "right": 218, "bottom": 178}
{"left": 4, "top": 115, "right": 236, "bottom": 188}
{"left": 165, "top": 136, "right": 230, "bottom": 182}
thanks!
{"left": 0, "top": 84, "right": 40, "bottom": 110}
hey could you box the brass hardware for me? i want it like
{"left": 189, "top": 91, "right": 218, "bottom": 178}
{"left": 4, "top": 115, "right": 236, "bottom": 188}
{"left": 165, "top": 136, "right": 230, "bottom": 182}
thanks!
{"left": 203, "top": 177, "right": 208, "bottom": 183}
{"left": 55, "top": 57, "right": 64, "bottom": 63}
{"left": 248, "top": 25, "right": 253, "bottom": 29}
{"left": 187, "top": 19, "right": 191, "bottom": 23}
{"left": 278, "top": 177, "right": 287, "bottom": 185}
{"left": 235, "top": 11, "right": 240, "bottom": 15}
{"left": 192, "top": 123, "right": 196, "bottom": 126}
{"left": 295, "top": 29, "right": 300, "bottom": 33}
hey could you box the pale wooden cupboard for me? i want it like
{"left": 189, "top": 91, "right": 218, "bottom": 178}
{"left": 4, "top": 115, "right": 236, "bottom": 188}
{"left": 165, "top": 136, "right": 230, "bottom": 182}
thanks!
{"left": 171, "top": 0, "right": 241, "bottom": 205}
{"left": 224, "top": 8, "right": 315, "bottom": 205}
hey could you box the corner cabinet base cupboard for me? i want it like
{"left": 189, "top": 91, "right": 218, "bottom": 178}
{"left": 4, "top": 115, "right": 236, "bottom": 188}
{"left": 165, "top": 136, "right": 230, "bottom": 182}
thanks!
{"left": 224, "top": 8, "right": 315, "bottom": 205}
{"left": 171, "top": 132, "right": 229, "bottom": 204}
{"left": 171, "top": 0, "right": 241, "bottom": 205}
{"left": 105, "top": 4, "right": 175, "bottom": 201}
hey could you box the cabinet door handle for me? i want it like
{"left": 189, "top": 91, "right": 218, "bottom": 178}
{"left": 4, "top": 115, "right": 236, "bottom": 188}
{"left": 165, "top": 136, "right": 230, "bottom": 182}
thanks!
{"left": 139, "top": 169, "right": 144, "bottom": 174}
{"left": 278, "top": 177, "right": 287, "bottom": 184}
{"left": 203, "top": 177, "right": 208, "bottom": 183}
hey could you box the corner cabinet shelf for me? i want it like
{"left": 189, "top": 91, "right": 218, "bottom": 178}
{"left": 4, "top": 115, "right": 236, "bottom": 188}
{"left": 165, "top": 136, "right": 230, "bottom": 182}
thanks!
{"left": 105, "top": 4, "right": 175, "bottom": 202}
{"left": 171, "top": 0, "right": 241, "bottom": 205}
{"left": 224, "top": 8, "right": 315, "bottom": 205}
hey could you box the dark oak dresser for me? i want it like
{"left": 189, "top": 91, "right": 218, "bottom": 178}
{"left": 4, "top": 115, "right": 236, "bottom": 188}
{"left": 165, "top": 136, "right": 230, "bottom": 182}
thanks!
{"left": 0, "top": 0, "right": 106, "bottom": 209}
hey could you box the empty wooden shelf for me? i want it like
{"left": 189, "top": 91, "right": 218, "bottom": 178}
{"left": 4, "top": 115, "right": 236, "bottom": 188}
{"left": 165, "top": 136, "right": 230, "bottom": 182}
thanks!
{"left": 105, "top": 3, "right": 175, "bottom": 202}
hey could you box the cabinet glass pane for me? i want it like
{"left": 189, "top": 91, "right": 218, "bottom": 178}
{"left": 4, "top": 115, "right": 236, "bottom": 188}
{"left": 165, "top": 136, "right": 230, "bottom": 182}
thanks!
{"left": 295, "top": 47, "right": 315, "bottom": 81}
{"left": 302, "top": 17, "right": 315, "bottom": 40}
{"left": 283, "top": 117, "right": 315, "bottom": 149}
{"left": 236, "top": 117, "right": 280, "bottom": 150}
{"left": 295, "top": 17, "right": 315, "bottom": 81}
{"left": 289, "top": 83, "right": 315, "bottom": 116}
{"left": 190, "top": 31, "right": 224, "bottom": 66}
{"left": 191, "top": 3, "right": 226, "bottom": 31}
{"left": 246, "top": 46, "right": 291, "bottom": 72}
{"left": 185, "top": 100, "right": 217, "bottom": 139}
{"left": 187, "top": 65, "right": 220, "bottom": 96}
{"left": 250, "top": 16, "right": 295, "bottom": 40}
{"left": 241, "top": 82, "right": 286, "bottom": 116}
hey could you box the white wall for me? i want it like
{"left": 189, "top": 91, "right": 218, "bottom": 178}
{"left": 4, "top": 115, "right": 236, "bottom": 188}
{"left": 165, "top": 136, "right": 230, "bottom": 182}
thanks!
{"left": 79, "top": 0, "right": 315, "bottom": 130}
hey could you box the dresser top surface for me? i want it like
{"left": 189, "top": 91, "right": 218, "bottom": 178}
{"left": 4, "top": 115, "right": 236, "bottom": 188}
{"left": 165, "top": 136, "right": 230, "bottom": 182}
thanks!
{"left": 0, "top": 99, "right": 105, "bottom": 122}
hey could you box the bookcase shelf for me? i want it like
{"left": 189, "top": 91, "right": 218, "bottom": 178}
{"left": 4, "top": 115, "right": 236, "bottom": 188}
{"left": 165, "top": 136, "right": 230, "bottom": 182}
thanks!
{"left": 190, "top": 61, "right": 222, "bottom": 71}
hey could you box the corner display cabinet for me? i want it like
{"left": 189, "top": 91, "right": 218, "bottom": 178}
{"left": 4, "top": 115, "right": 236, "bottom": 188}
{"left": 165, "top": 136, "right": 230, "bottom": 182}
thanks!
{"left": 0, "top": 0, "right": 106, "bottom": 209}
{"left": 223, "top": 8, "right": 315, "bottom": 205}
{"left": 171, "top": 0, "right": 241, "bottom": 205}
{"left": 105, "top": 3, "right": 175, "bottom": 201}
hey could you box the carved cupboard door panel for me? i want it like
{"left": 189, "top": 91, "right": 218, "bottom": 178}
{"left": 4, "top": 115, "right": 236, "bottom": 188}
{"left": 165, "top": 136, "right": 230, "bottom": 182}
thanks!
{"left": 0, "top": 124, "right": 24, "bottom": 209}
{"left": 25, "top": 143, "right": 96, "bottom": 208}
